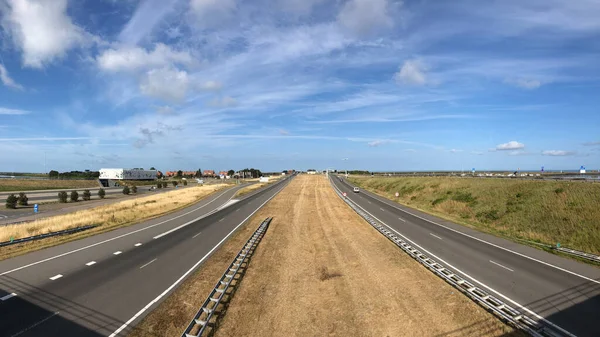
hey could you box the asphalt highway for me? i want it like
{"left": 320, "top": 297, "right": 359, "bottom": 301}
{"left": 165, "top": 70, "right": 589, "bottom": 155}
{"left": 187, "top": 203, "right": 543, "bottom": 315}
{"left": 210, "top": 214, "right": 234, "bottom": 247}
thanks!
{"left": 0, "top": 177, "right": 291, "bottom": 337}
{"left": 332, "top": 176, "right": 600, "bottom": 337}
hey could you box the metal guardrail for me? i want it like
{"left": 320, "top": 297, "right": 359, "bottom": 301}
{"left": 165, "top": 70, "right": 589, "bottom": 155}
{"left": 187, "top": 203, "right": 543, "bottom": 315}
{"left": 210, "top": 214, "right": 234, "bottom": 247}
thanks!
{"left": 328, "top": 177, "right": 566, "bottom": 337}
{"left": 181, "top": 217, "right": 273, "bottom": 337}
{"left": 513, "top": 238, "right": 600, "bottom": 264}
{"left": 0, "top": 224, "right": 98, "bottom": 247}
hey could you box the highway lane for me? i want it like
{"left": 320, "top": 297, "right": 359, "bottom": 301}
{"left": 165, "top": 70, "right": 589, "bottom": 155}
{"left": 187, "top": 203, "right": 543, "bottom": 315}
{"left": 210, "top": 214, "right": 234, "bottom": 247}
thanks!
{"left": 0, "top": 177, "right": 291, "bottom": 336}
{"left": 331, "top": 176, "right": 600, "bottom": 337}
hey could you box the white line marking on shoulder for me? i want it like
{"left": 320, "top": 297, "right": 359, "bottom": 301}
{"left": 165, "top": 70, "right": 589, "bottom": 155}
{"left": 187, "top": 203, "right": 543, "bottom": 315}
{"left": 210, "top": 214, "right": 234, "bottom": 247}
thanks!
{"left": 490, "top": 260, "right": 514, "bottom": 272}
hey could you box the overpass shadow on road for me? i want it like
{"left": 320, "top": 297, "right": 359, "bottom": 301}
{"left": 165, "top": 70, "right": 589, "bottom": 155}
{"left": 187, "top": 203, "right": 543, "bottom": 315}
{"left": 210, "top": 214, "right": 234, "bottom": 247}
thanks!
{"left": 0, "top": 275, "right": 122, "bottom": 337}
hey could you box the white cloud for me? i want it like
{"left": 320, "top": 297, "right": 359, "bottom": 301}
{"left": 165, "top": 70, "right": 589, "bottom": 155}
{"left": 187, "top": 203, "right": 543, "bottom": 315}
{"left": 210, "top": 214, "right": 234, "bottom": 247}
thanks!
{"left": 0, "top": 64, "right": 23, "bottom": 90}
{"left": 279, "top": 129, "right": 290, "bottom": 135}
{"left": 2, "top": 0, "right": 87, "bottom": 68}
{"left": 471, "top": 151, "right": 484, "bottom": 155}
{"left": 337, "top": 0, "right": 393, "bottom": 37}
{"left": 506, "top": 78, "right": 543, "bottom": 89}
{"left": 0, "top": 107, "right": 29, "bottom": 115}
{"left": 97, "top": 43, "right": 194, "bottom": 72}
{"left": 368, "top": 139, "right": 391, "bottom": 147}
{"left": 156, "top": 105, "right": 175, "bottom": 114}
{"left": 199, "top": 80, "right": 222, "bottom": 91}
{"left": 542, "top": 150, "right": 575, "bottom": 156}
{"left": 496, "top": 141, "right": 525, "bottom": 150}
{"left": 395, "top": 60, "right": 427, "bottom": 85}
{"left": 189, "top": 0, "right": 236, "bottom": 29}
{"left": 279, "top": 0, "right": 324, "bottom": 15}
{"left": 583, "top": 141, "right": 600, "bottom": 146}
{"left": 449, "top": 149, "right": 463, "bottom": 153}
{"left": 209, "top": 96, "right": 237, "bottom": 108}
{"left": 140, "top": 67, "right": 190, "bottom": 103}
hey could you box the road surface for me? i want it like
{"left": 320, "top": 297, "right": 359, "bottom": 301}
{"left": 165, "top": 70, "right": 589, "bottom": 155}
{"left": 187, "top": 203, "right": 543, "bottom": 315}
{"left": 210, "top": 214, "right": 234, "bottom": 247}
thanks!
{"left": 332, "top": 176, "right": 600, "bottom": 337}
{"left": 0, "top": 176, "right": 291, "bottom": 337}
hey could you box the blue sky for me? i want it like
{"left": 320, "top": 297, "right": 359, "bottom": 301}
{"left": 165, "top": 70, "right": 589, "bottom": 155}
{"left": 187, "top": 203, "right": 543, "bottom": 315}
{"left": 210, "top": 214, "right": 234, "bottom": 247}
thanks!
{"left": 0, "top": 0, "right": 599, "bottom": 172}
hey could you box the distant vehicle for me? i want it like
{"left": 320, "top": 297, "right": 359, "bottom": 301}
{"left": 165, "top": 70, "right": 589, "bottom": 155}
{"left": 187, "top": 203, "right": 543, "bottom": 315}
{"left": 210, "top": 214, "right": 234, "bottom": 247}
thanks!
{"left": 353, "top": 187, "right": 360, "bottom": 193}
{"left": 149, "top": 186, "right": 157, "bottom": 191}
{"left": 196, "top": 179, "right": 204, "bottom": 184}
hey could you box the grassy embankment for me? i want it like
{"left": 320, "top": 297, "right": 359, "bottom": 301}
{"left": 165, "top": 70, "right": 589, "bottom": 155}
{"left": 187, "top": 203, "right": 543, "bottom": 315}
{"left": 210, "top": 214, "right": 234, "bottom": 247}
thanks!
{"left": 349, "top": 176, "right": 600, "bottom": 254}
{"left": 0, "top": 184, "right": 228, "bottom": 259}
{"left": 0, "top": 179, "right": 98, "bottom": 192}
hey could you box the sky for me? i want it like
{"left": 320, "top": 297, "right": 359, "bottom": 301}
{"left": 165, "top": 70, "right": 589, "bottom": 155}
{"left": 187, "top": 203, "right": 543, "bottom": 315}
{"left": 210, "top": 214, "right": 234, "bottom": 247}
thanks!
{"left": 0, "top": 0, "right": 599, "bottom": 173}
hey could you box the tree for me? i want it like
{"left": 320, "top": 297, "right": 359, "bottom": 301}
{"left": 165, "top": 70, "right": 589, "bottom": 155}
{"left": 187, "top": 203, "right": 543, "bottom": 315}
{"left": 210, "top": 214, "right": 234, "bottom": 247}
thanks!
{"left": 98, "top": 188, "right": 106, "bottom": 199}
{"left": 123, "top": 186, "right": 130, "bottom": 195}
{"left": 49, "top": 170, "right": 59, "bottom": 179}
{"left": 172, "top": 181, "right": 178, "bottom": 187}
{"left": 228, "top": 169, "right": 235, "bottom": 177}
{"left": 162, "top": 182, "right": 167, "bottom": 188}
{"left": 131, "top": 185, "right": 137, "bottom": 194}
{"left": 150, "top": 167, "right": 156, "bottom": 170}
{"left": 70, "top": 191, "right": 79, "bottom": 202}
{"left": 83, "top": 190, "right": 91, "bottom": 201}
{"left": 17, "top": 192, "right": 28, "bottom": 206}
{"left": 157, "top": 182, "right": 162, "bottom": 189}
{"left": 5, "top": 194, "right": 17, "bottom": 209}
{"left": 176, "top": 170, "right": 183, "bottom": 177}
{"left": 183, "top": 180, "right": 188, "bottom": 186}
{"left": 196, "top": 168, "right": 202, "bottom": 177}
{"left": 58, "top": 191, "right": 68, "bottom": 203}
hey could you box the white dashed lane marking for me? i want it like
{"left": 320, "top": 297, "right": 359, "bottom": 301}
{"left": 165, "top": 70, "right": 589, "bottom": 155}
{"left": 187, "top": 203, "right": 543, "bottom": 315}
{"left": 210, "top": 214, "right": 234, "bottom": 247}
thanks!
{"left": 1, "top": 293, "right": 17, "bottom": 301}
{"left": 139, "top": 259, "right": 157, "bottom": 269}
{"left": 134, "top": 243, "right": 142, "bottom": 247}
{"left": 85, "top": 261, "right": 96, "bottom": 266}
{"left": 113, "top": 251, "right": 122, "bottom": 255}
{"left": 193, "top": 231, "right": 202, "bottom": 238}
{"left": 49, "top": 274, "right": 63, "bottom": 280}
{"left": 490, "top": 260, "right": 514, "bottom": 272}
{"left": 398, "top": 217, "right": 406, "bottom": 222}
{"left": 430, "top": 233, "right": 442, "bottom": 240}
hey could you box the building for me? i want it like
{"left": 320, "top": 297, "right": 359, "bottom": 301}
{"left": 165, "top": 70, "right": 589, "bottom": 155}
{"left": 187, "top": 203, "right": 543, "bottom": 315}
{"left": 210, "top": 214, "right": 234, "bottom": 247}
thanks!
{"left": 203, "top": 170, "right": 215, "bottom": 177}
{"left": 99, "top": 168, "right": 157, "bottom": 187}
{"left": 165, "top": 171, "right": 196, "bottom": 177}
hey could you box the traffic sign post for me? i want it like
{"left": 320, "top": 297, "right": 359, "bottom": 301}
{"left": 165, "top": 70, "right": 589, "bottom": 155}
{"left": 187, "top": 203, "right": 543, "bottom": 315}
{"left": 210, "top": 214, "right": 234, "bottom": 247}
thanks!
{"left": 34, "top": 204, "right": 39, "bottom": 214}
{"left": 395, "top": 192, "right": 399, "bottom": 198}
{"left": 343, "top": 192, "right": 347, "bottom": 198}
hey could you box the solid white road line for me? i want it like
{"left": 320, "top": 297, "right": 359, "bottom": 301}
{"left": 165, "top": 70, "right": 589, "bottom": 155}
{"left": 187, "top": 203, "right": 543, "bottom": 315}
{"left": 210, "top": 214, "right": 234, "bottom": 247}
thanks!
{"left": 0, "top": 293, "right": 17, "bottom": 301}
{"left": 85, "top": 261, "right": 96, "bottom": 266}
{"left": 134, "top": 243, "right": 142, "bottom": 247}
{"left": 139, "top": 259, "right": 157, "bottom": 269}
{"left": 49, "top": 274, "right": 63, "bottom": 280}
{"left": 0, "top": 187, "right": 239, "bottom": 276}
{"left": 490, "top": 260, "right": 514, "bottom": 272}
{"left": 346, "top": 181, "right": 600, "bottom": 286}
{"left": 152, "top": 189, "right": 241, "bottom": 240}
{"left": 11, "top": 311, "right": 59, "bottom": 336}
{"left": 380, "top": 208, "right": 385, "bottom": 211}
{"left": 109, "top": 181, "right": 287, "bottom": 337}
{"left": 430, "top": 233, "right": 442, "bottom": 240}
{"left": 113, "top": 251, "right": 122, "bottom": 255}
{"left": 219, "top": 218, "right": 224, "bottom": 222}
{"left": 192, "top": 231, "right": 202, "bottom": 238}
{"left": 331, "top": 182, "right": 576, "bottom": 337}
{"left": 398, "top": 217, "right": 406, "bottom": 222}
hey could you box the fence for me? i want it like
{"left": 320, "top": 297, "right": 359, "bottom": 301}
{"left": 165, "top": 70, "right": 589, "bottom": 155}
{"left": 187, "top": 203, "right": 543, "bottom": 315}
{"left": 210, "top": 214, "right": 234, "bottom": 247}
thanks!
{"left": 181, "top": 217, "right": 273, "bottom": 337}
{"left": 0, "top": 225, "right": 98, "bottom": 247}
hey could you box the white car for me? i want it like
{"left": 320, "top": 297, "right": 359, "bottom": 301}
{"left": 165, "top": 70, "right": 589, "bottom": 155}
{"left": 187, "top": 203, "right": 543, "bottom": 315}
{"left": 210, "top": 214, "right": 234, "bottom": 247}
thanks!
{"left": 353, "top": 187, "right": 360, "bottom": 193}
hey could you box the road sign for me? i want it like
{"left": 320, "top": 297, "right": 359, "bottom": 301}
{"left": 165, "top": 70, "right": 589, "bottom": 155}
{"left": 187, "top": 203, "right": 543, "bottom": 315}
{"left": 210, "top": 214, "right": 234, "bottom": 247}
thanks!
{"left": 395, "top": 192, "right": 399, "bottom": 197}
{"left": 34, "top": 204, "right": 38, "bottom": 213}
{"left": 343, "top": 192, "right": 347, "bottom": 197}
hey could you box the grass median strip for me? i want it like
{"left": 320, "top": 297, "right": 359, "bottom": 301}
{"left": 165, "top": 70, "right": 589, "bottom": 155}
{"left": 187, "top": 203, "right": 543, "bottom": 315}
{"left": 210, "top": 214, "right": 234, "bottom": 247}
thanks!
{"left": 0, "top": 179, "right": 98, "bottom": 192}
{"left": 130, "top": 175, "right": 519, "bottom": 337}
{"left": 0, "top": 184, "right": 229, "bottom": 260}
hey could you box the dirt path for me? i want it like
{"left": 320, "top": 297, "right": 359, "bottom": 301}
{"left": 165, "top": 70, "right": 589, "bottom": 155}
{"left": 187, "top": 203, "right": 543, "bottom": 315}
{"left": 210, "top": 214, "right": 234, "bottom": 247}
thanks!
{"left": 215, "top": 175, "right": 519, "bottom": 337}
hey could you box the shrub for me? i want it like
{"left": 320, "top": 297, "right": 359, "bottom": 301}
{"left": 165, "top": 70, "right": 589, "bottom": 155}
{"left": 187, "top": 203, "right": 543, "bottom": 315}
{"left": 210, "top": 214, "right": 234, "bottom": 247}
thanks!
{"left": 58, "top": 191, "right": 68, "bottom": 203}
{"left": 131, "top": 185, "right": 137, "bottom": 194}
{"left": 554, "top": 187, "right": 564, "bottom": 194}
{"left": 172, "top": 181, "right": 178, "bottom": 187}
{"left": 17, "top": 192, "right": 28, "bottom": 206}
{"left": 476, "top": 209, "right": 501, "bottom": 222}
{"left": 432, "top": 197, "right": 446, "bottom": 206}
{"left": 123, "top": 186, "right": 130, "bottom": 195}
{"left": 183, "top": 180, "right": 188, "bottom": 186}
{"left": 452, "top": 191, "right": 477, "bottom": 204}
{"left": 98, "top": 188, "right": 106, "bottom": 199}
{"left": 83, "top": 190, "right": 91, "bottom": 201}
{"left": 70, "top": 191, "right": 79, "bottom": 202}
{"left": 162, "top": 182, "right": 167, "bottom": 188}
{"left": 5, "top": 194, "right": 18, "bottom": 209}
{"left": 157, "top": 182, "right": 162, "bottom": 189}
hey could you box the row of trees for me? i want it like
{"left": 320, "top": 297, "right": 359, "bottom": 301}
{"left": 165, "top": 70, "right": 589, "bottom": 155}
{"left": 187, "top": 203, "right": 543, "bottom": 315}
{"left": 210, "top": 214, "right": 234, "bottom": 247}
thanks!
{"left": 48, "top": 170, "right": 100, "bottom": 180}
{"left": 58, "top": 189, "right": 105, "bottom": 203}
{"left": 5, "top": 192, "right": 29, "bottom": 209}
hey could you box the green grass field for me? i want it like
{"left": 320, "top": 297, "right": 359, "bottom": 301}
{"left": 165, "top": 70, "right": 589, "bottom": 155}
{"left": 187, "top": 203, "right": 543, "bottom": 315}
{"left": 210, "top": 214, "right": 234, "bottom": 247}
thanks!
{"left": 349, "top": 176, "right": 600, "bottom": 254}
{"left": 0, "top": 179, "right": 98, "bottom": 192}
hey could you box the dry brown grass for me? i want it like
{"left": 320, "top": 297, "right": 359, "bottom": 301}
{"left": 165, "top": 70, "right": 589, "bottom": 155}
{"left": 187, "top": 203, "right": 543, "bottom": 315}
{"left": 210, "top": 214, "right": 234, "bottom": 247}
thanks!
{"left": 234, "top": 183, "right": 266, "bottom": 197}
{"left": 0, "top": 179, "right": 98, "bottom": 192}
{"left": 0, "top": 184, "right": 228, "bottom": 243}
{"left": 130, "top": 175, "right": 518, "bottom": 337}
